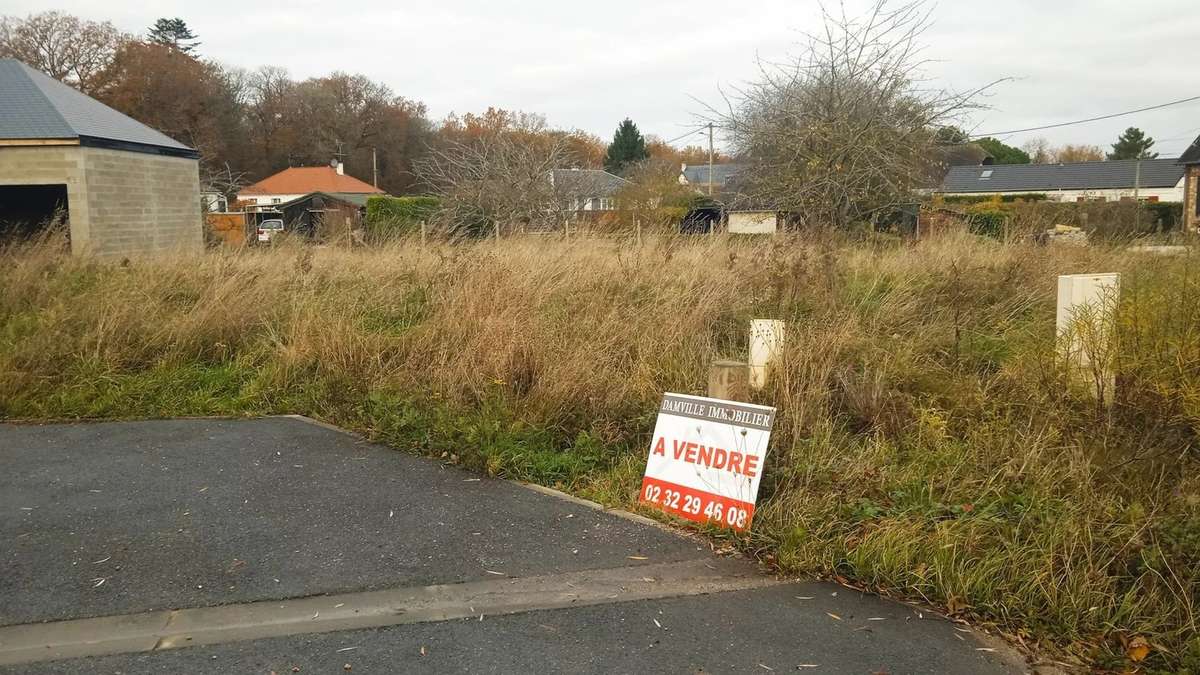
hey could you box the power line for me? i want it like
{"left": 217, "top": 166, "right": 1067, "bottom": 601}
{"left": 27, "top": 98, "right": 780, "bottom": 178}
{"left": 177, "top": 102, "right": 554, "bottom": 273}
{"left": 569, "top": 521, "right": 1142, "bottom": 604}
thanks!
{"left": 970, "top": 95, "right": 1200, "bottom": 138}
{"left": 661, "top": 125, "right": 708, "bottom": 145}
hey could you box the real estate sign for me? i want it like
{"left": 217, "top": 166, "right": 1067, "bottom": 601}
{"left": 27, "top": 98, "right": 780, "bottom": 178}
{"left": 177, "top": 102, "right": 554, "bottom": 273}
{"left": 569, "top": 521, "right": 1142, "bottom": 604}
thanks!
{"left": 639, "top": 393, "right": 776, "bottom": 531}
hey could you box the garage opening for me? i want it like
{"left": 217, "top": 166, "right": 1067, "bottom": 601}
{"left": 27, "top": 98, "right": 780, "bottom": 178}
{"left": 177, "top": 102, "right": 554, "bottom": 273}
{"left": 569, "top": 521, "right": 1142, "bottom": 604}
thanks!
{"left": 0, "top": 184, "right": 69, "bottom": 242}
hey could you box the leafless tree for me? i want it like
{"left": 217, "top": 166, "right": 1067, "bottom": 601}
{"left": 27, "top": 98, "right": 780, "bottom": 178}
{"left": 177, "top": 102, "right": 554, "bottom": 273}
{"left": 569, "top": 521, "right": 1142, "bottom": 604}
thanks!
{"left": 707, "top": 0, "right": 1003, "bottom": 229}
{"left": 201, "top": 162, "right": 248, "bottom": 205}
{"left": 0, "top": 11, "right": 128, "bottom": 94}
{"left": 1051, "top": 144, "right": 1105, "bottom": 164}
{"left": 1022, "top": 137, "right": 1053, "bottom": 164}
{"left": 415, "top": 117, "right": 571, "bottom": 237}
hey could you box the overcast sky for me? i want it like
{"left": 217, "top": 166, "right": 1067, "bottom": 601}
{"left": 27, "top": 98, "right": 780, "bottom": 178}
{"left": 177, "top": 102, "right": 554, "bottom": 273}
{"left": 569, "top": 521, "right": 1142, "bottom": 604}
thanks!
{"left": 11, "top": 0, "right": 1199, "bottom": 156}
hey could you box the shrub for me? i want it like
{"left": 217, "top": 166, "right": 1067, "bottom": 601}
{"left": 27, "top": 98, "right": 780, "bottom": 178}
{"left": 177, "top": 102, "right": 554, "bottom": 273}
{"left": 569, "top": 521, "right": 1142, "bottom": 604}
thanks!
{"left": 942, "top": 200, "right": 1187, "bottom": 241}
{"left": 364, "top": 196, "right": 440, "bottom": 238}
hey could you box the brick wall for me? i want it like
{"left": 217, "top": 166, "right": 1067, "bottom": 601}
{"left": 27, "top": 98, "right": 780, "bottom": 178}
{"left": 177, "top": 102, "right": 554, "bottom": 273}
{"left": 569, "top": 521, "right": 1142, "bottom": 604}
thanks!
{"left": 1185, "top": 166, "right": 1200, "bottom": 232}
{"left": 81, "top": 146, "right": 202, "bottom": 256}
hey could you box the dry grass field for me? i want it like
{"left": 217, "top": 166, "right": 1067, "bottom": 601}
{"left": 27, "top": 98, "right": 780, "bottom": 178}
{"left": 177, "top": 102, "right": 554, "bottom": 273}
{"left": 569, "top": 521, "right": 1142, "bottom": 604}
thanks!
{"left": 2, "top": 230, "right": 1197, "bottom": 671}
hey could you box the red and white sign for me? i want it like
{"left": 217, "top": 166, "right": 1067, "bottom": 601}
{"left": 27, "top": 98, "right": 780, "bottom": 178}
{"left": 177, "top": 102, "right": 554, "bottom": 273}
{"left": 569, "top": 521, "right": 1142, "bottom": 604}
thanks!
{"left": 639, "top": 393, "right": 776, "bottom": 531}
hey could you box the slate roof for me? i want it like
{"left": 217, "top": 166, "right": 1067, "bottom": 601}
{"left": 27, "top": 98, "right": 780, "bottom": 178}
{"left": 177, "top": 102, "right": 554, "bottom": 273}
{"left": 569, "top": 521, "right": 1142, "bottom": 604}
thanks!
{"left": 549, "top": 169, "right": 627, "bottom": 197}
{"left": 681, "top": 163, "right": 746, "bottom": 187}
{"left": 1179, "top": 135, "right": 1200, "bottom": 165}
{"left": 239, "top": 166, "right": 385, "bottom": 196}
{"left": 939, "top": 158, "right": 1185, "bottom": 193}
{"left": 0, "top": 58, "right": 195, "bottom": 157}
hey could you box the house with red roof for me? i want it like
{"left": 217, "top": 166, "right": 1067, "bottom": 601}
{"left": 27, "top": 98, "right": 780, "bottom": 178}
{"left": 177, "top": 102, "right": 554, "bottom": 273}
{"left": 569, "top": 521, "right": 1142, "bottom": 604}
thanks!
{"left": 237, "top": 161, "right": 384, "bottom": 209}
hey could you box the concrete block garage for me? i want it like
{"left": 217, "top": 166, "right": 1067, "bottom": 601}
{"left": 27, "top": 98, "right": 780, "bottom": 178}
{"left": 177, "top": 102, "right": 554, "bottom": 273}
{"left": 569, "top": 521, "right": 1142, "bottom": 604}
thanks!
{"left": 0, "top": 58, "right": 202, "bottom": 256}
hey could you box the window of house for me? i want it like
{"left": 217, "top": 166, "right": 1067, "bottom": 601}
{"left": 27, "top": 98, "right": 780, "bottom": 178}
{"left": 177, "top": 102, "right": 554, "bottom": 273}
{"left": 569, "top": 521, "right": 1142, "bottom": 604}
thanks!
{"left": 589, "top": 197, "right": 601, "bottom": 210}
{"left": 979, "top": 169, "right": 993, "bottom": 180}
{"left": 599, "top": 198, "right": 614, "bottom": 210}
{"left": 271, "top": 197, "right": 281, "bottom": 204}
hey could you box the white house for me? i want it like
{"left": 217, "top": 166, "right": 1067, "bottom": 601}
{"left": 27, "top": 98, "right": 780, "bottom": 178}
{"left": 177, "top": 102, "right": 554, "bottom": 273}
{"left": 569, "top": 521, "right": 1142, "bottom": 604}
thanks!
{"left": 549, "top": 168, "right": 627, "bottom": 212}
{"left": 938, "top": 158, "right": 1186, "bottom": 203}
{"left": 237, "top": 161, "right": 383, "bottom": 210}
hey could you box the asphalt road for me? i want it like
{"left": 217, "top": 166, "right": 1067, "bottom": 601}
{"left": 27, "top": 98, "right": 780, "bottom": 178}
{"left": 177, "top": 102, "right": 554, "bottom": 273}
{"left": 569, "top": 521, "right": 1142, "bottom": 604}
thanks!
{"left": 0, "top": 417, "right": 700, "bottom": 625}
{"left": 0, "top": 417, "right": 1025, "bottom": 674}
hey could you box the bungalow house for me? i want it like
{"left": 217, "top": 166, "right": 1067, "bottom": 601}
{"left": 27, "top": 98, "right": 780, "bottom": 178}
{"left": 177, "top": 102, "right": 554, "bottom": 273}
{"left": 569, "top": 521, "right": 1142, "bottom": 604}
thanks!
{"left": 1181, "top": 135, "right": 1200, "bottom": 231}
{"left": 938, "top": 158, "right": 1186, "bottom": 203}
{"left": 550, "top": 168, "right": 627, "bottom": 213}
{"left": 237, "top": 161, "right": 384, "bottom": 210}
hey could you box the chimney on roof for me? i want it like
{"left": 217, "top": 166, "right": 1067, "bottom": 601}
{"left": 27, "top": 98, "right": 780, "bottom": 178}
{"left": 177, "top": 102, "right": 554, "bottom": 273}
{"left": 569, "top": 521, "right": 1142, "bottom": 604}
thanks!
{"left": 330, "top": 158, "right": 344, "bottom": 175}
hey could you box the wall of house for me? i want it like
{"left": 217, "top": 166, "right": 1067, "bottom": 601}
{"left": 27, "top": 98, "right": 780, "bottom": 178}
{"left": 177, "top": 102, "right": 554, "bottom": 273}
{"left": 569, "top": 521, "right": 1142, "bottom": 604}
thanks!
{"left": 728, "top": 211, "right": 778, "bottom": 234}
{"left": 1183, "top": 166, "right": 1199, "bottom": 232}
{"left": 0, "top": 144, "right": 91, "bottom": 246}
{"left": 942, "top": 181, "right": 1185, "bottom": 204}
{"left": 238, "top": 193, "right": 306, "bottom": 208}
{"left": 79, "top": 146, "right": 202, "bottom": 256}
{"left": 0, "top": 145, "right": 202, "bottom": 256}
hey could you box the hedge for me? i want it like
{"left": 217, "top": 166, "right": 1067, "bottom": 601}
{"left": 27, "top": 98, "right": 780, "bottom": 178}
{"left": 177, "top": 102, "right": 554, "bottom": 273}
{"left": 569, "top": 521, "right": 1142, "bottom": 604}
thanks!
{"left": 365, "top": 196, "right": 440, "bottom": 237}
{"left": 941, "top": 193, "right": 1049, "bottom": 204}
{"left": 942, "top": 200, "right": 1185, "bottom": 241}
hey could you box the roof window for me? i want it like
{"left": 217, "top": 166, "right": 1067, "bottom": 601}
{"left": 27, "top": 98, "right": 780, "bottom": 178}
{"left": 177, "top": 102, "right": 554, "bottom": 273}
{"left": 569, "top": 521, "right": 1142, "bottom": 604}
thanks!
{"left": 979, "top": 169, "right": 993, "bottom": 179}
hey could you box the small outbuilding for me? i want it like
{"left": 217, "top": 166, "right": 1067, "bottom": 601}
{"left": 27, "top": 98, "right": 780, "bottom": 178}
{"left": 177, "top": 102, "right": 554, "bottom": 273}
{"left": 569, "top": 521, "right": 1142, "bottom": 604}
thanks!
{"left": 277, "top": 191, "right": 370, "bottom": 238}
{"left": 0, "top": 58, "right": 202, "bottom": 255}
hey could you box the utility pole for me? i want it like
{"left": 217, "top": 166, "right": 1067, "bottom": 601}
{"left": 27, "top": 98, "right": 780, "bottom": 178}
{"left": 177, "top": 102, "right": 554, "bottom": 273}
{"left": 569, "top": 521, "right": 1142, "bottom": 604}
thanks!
{"left": 707, "top": 122, "right": 715, "bottom": 197}
{"left": 1134, "top": 158, "right": 1142, "bottom": 230}
{"left": 372, "top": 147, "right": 378, "bottom": 188}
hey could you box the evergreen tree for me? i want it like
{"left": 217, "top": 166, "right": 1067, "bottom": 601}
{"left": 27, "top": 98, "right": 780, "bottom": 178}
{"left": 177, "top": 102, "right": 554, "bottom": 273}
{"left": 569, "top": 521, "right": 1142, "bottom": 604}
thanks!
{"left": 148, "top": 18, "right": 200, "bottom": 53}
{"left": 974, "top": 137, "right": 1030, "bottom": 165}
{"left": 603, "top": 118, "right": 648, "bottom": 174}
{"left": 1107, "top": 127, "right": 1157, "bottom": 160}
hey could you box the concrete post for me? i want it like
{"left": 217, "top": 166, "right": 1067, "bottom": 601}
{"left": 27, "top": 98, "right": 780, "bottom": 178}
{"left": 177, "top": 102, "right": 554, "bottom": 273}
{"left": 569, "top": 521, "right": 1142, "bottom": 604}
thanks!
{"left": 748, "top": 319, "right": 785, "bottom": 390}
{"left": 708, "top": 359, "right": 749, "bottom": 401}
{"left": 420, "top": 220, "right": 427, "bottom": 247}
{"left": 1056, "top": 273, "right": 1119, "bottom": 403}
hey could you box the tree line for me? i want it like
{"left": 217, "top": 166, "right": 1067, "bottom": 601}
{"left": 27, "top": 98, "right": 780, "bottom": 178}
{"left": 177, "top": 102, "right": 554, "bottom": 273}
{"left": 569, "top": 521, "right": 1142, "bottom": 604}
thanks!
{"left": 0, "top": 12, "right": 722, "bottom": 199}
{"left": 5, "top": 3, "right": 1157, "bottom": 233}
{"left": 963, "top": 128, "right": 1159, "bottom": 166}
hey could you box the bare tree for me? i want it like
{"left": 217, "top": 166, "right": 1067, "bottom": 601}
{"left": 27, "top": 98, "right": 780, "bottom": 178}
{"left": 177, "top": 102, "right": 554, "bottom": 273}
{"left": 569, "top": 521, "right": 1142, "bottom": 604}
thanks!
{"left": 1022, "top": 137, "right": 1053, "bottom": 164}
{"left": 201, "top": 162, "right": 248, "bottom": 205}
{"left": 0, "top": 11, "right": 127, "bottom": 94}
{"left": 1023, "top": 138, "right": 1105, "bottom": 164}
{"left": 415, "top": 116, "right": 570, "bottom": 237}
{"left": 1052, "top": 144, "right": 1105, "bottom": 163}
{"left": 707, "top": 0, "right": 1002, "bottom": 228}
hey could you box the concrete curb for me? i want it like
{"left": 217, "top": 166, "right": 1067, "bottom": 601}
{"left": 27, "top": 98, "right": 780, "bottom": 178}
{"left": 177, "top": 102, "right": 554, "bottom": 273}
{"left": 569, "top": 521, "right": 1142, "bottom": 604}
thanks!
{"left": 0, "top": 559, "right": 773, "bottom": 666}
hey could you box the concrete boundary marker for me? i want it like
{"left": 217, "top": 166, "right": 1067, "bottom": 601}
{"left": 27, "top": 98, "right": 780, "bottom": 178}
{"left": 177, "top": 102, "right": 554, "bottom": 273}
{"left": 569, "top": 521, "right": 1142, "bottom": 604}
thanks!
{"left": 0, "top": 559, "right": 774, "bottom": 667}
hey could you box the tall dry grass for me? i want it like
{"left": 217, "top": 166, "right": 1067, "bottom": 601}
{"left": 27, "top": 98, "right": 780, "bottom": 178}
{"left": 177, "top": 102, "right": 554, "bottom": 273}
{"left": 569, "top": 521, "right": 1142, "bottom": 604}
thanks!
{"left": 1, "top": 230, "right": 1196, "bottom": 670}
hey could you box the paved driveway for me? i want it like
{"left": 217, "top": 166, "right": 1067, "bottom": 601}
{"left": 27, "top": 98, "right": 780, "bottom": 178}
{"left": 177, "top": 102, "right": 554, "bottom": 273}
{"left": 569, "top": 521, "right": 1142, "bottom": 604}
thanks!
{"left": 0, "top": 417, "right": 1024, "bottom": 673}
